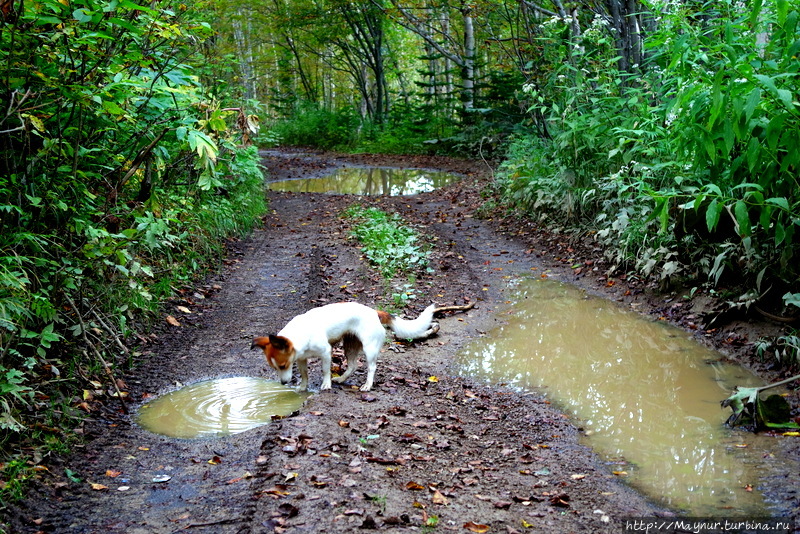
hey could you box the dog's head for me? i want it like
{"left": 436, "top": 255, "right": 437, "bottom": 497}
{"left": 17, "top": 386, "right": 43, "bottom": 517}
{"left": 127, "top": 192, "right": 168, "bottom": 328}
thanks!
{"left": 251, "top": 335, "right": 295, "bottom": 385}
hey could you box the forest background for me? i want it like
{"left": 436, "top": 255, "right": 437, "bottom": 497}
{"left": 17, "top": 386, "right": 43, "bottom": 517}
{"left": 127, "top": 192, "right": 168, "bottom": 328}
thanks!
{"left": 1, "top": 0, "right": 799, "bottom": 505}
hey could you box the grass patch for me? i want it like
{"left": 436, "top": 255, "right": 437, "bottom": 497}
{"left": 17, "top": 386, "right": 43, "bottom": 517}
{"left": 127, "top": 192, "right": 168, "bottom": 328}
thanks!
{"left": 343, "top": 205, "right": 430, "bottom": 280}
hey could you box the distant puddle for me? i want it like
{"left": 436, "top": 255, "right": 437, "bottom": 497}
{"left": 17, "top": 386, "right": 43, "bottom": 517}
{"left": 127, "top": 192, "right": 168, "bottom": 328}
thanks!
{"left": 456, "top": 279, "right": 779, "bottom": 515}
{"left": 269, "top": 166, "right": 459, "bottom": 195}
{"left": 136, "top": 377, "right": 307, "bottom": 439}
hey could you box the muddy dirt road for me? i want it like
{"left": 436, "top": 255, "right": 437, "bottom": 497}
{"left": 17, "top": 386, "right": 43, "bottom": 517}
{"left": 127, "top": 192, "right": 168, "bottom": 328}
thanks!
{"left": 7, "top": 150, "right": 798, "bottom": 533}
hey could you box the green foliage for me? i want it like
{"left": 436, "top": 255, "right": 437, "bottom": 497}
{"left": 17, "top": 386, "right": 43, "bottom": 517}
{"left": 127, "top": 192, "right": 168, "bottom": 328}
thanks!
{"left": 268, "top": 102, "right": 359, "bottom": 149}
{"left": 0, "top": 0, "right": 267, "bottom": 469}
{"left": 722, "top": 374, "right": 800, "bottom": 431}
{"left": 498, "top": 0, "right": 800, "bottom": 301}
{"left": 343, "top": 205, "right": 430, "bottom": 279}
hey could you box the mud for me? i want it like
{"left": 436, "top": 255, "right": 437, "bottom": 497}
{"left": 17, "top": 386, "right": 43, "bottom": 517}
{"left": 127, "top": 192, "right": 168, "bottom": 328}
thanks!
{"left": 5, "top": 148, "right": 798, "bottom": 533}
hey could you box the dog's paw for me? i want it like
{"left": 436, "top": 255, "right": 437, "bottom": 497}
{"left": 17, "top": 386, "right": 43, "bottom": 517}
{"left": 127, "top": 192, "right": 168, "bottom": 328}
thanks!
{"left": 320, "top": 381, "right": 332, "bottom": 390}
{"left": 359, "top": 383, "right": 372, "bottom": 392}
{"left": 332, "top": 376, "right": 346, "bottom": 384}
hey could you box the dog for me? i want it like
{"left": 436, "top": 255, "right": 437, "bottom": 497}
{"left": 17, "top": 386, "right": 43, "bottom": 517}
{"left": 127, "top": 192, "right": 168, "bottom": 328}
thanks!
{"left": 251, "top": 302, "right": 438, "bottom": 392}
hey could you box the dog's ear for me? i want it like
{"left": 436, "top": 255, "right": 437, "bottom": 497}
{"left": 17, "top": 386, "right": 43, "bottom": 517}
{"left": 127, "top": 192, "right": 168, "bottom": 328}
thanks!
{"left": 251, "top": 336, "right": 270, "bottom": 350}
{"left": 268, "top": 334, "right": 291, "bottom": 352}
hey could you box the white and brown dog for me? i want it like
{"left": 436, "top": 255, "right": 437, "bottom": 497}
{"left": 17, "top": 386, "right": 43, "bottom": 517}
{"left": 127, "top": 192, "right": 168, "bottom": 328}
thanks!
{"left": 251, "top": 302, "right": 438, "bottom": 391}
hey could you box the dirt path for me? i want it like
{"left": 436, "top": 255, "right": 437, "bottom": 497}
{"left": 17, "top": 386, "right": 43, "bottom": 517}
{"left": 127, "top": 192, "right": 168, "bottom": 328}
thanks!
{"left": 7, "top": 150, "right": 798, "bottom": 533}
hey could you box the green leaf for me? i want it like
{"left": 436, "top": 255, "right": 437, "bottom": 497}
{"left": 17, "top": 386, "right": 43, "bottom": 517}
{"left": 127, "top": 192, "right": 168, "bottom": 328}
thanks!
{"left": 734, "top": 200, "right": 750, "bottom": 237}
{"left": 777, "top": 0, "right": 788, "bottom": 26}
{"left": 776, "top": 89, "right": 794, "bottom": 111}
{"left": 744, "top": 87, "right": 761, "bottom": 122}
{"left": 706, "top": 198, "right": 724, "bottom": 232}
{"left": 73, "top": 8, "right": 93, "bottom": 23}
{"left": 102, "top": 100, "right": 125, "bottom": 115}
{"left": 755, "top": 74, "right": 778, "bottom": 96}
{"left": 750, "top": 0, "right": 764, "bottom": 26}
{"left": 783, "top": 292, "right": 800, "bottom": 309}
{"left": 766, "top": 197, "right": 790, "bottom": 211}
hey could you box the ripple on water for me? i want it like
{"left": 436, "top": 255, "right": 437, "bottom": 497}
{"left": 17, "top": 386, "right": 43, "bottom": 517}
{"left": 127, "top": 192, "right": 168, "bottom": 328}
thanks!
{"left": 136, "top": 377, "right": 308, "bottom": 439}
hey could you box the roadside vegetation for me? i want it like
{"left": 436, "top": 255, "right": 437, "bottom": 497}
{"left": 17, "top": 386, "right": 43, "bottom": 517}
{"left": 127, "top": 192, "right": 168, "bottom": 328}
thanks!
{"left": 343, "top": 205, "right": 431, "bottom": 310}
{"left": 0, "top": 0, "right": 265, "bottom": 505}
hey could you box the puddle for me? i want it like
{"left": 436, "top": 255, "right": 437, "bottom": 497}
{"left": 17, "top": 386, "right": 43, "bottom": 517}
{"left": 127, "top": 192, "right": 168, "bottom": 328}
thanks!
{"left": 269, "top": 166, "right": 459, "bottom": 196}
{"left": 136, "top": 377, "right": 307, "bottom": 439}
{"left": 456, "top": 279, "right": 781, "bottom": 515}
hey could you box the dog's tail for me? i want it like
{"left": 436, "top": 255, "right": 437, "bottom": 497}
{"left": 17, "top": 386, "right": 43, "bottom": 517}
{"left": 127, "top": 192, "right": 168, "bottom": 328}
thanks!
{"left": 377, "top": 304, "right": 439, "bottom": 340}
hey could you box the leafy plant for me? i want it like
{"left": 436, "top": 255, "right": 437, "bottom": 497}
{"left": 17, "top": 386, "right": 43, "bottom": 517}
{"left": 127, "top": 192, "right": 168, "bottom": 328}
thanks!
{"left": 0, "top": 0, "right": 268, "bottom": 494}
{"left": 722, "top": 375, "right": 800, "bottom": 431}
{"left": 343, "top": 205, "right": 430, "bottom": 279}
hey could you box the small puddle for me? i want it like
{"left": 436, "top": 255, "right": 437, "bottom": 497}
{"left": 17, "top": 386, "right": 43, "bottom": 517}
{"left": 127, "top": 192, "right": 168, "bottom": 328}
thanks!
{"left": 269, "top": 166, "right": 459, "bottom": 195}
{"left": 136, "top": 377, "right": 308, "bottom": 439}
{"left": 456, "top": 279, "right": 781, "bottom": 515}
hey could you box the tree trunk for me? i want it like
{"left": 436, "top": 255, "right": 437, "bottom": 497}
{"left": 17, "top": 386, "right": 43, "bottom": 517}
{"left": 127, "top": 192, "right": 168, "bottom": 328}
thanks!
{"left": 461, "top": 5, "right": 475, "bottom": 111}
{"left": 232, "top": 16, "right": 256, "bottom": 101}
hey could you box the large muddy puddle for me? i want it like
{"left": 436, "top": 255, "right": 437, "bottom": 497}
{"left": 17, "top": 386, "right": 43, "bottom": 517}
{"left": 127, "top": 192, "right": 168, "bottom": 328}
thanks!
{"left": 269, "top": 166, "right": 460, "bottom": 196}
{"left": 136, "top": 377, "right": 308, "bottom": 439}
{"left": 456, "top": 279, "right": 785, "bottom": 515}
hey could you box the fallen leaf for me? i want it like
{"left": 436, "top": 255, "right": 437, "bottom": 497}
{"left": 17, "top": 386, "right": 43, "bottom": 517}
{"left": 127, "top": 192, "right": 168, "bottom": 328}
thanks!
{"left": 612, "top": 471, "right": 628, "bottom": 476}
{"left": 406, "top": 481, "right": 425, "bottom": 491}
{"left": 427, "top": 376, "right": 439, "bottom": 383}
{"left": 105, "top": 469, "right": 122, "bottom": 478}
{"left": 783, "top": 431, "right": 800, "bottom": 437}
{"left": 208, "top": 456, "right": 222, "bottom": 465}
{"left": 570, "top": 474, "right": 586, "bottom": 480}
{"left": 431, "top": 489, "right": 448, "bottom": 505}
{"left": 464, "top": 521, "right": 490, "bottom": 533}
{"left": 165, "top": 315, "right": 180, "bottom": 326}
{"left": 176, "top": 306, "right": 191, "bottom": 314}
{"left": 90, "top": 483, "right": 108, "bottom": 491}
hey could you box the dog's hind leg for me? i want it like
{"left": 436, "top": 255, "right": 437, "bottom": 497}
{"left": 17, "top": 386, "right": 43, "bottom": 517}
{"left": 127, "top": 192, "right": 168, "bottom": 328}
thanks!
{"left": 333, "top": 334, "right": 362, "bottom": 385}
{"left": 359, "top": 337, "right": 382, "bottom": 392}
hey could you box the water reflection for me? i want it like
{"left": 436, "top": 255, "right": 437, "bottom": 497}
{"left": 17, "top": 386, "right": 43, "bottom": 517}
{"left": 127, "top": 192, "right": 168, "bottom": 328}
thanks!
{"left": 269, "top": 167, "right": 459, "bottom": 196}
{"left": 136, "top": 377, "right": 308, "bottom": 439}
{"left": 456, "top": 279, "right": 771, "bottom": 515}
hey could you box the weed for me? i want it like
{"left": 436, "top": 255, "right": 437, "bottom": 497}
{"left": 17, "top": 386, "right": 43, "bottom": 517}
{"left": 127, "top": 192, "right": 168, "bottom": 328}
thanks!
{"left": 368, "top": 494, "right": 387, "bottom": 514}
{"left": 423, "top": 515, "right": 439, "bottom": 532}
{"left": 343, "top": 205, "right": 430, "bottom": 280}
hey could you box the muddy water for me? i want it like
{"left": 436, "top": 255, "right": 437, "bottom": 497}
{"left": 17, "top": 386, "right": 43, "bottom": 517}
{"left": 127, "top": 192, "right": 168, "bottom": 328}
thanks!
{"left": 136, "top": 377, "right": 307, "bottom": 439}
{"left": 456, "top": 279, "right": 780, "bottom": 515}
{"left": 269, "top": 166, "right": 459, "bottom": 195}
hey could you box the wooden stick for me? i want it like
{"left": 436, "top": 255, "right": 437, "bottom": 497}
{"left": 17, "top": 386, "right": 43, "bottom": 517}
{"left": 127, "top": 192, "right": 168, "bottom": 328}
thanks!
{"left": 66, "top": 296, "right": 128, "bottom": 415}
{"left": 432, "top": 302, "right": 475, "bottom": 315}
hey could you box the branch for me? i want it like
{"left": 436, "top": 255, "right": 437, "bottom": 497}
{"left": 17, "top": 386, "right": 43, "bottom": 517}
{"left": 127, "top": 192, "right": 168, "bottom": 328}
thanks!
{"left": 433, "top": 302, "right": 475, "bottom": 315}
{"left": 66, "top": 296, "right": 129, "bottom": 415}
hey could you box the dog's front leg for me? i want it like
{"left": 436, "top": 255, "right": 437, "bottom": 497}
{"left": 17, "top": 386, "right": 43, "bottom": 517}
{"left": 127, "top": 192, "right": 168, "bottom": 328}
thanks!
{"left": 296, "top": 359, "right": 309, "bottom": 391}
